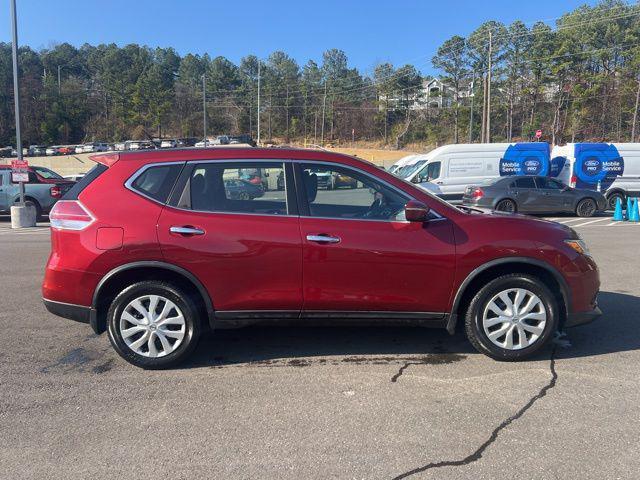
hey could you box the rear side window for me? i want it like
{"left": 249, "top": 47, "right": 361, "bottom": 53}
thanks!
{"left": 130, "top": 164, "right": 182, "bottom": 203}
{"left": 513, "top": 177, "right": 536, "bottom": 188}
{"left": 177, "top": 162, "right": 287, "bottom": 215}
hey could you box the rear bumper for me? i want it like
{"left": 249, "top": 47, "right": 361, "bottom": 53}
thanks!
{"left": 43, "top": 298, "right": 100, "bottom": 333}
{"left": 565, "top": 306, "right": 602, "bottom": 328}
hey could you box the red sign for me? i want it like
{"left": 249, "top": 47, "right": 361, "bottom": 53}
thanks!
{"left": 11, "top": 159, "right": 29, "bottom": 183}
{"left": 535, "top": 129, "right": 542, "bottom": 139}
{"left": 11, "top": 159, "right": 28, "bottom": 170}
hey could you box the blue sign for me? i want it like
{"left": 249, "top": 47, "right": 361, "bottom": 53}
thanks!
{"left": 573, "top": 143, "right": 624, "bottom": 190}
{"left": 499, "top": 143, "right": 550, "bottom": 177}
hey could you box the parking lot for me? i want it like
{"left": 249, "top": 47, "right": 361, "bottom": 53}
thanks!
{"left": 1, "top": 214, "right": 639, "bottom": 479}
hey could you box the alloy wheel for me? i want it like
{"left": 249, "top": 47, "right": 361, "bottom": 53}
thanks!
{"left": 577, "top": 198, "right": 596, "bottom": 217}
{"left": 482, "top": 288, "right": 547, "bottom": 350}
{"left": 119, "top": 295, "right": 186, "bottom": 358}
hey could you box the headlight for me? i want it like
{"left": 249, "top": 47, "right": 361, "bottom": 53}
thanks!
{"left": 564, "top": 239, "right": 590, "bottom": 256}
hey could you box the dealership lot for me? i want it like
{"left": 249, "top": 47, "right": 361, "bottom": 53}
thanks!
{"left": 1, "top": 215, "right": 639, "bottom": 479}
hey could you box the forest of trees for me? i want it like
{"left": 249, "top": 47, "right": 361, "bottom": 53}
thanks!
{"left": 1, "top": 0, "right": 639, "bottom": 149}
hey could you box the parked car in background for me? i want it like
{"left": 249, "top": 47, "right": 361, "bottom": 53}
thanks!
{"left": 228, "top": 135, "right": 256, "bottom": 146}
{"left": 0, "top": 166, "right": 74, "bottom": 219}
{"left": 224, "top": 178, "right": 264, "bottom": 200}
{"left": 75, "top": 145, "right": 85, "bottom": 154}
{"left": 82, "top": 143, "right": 110, "bottom": 153}
{"left": 43, "top": 148, "right": 600, "bottom": 368}
{"left": 30, "top": 166, "right": 75, "bottom": 186}
{"left": 0, "top": 147, "right": 13, "bottom": 158}
{"left": 64, "top": 173, "right": 86, "bottom": 182}
{"left": 160, "top": 139, "right": 178, "bottom": 149}
{"left": 46, "top": 146, "right": 60, "bottom": 156}
{"left": 28, "top": 145, "right": 47, "bottom": 156}
{"left": 462, "top": 175, "right": 607, "bottom": 217}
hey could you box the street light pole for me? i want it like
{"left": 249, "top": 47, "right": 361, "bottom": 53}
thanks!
{"left": 202, "top": 73, "right": 207, "bottom": 146}
{"left": 257, "top": 61, "right": 261, "bottom": 146}
{"left": 10, "top": 0, "right": 24, "bottom": 205}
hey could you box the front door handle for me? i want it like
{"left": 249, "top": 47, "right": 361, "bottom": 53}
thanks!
{"left": 306, "top": 234, "right": 341, "bottom": 244}
{"left": 170, "top": 226, "right": 205, "bottom": 236}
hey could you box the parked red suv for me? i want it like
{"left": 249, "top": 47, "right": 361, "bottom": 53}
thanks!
{"left": 43, "top": 148, "right": 601, "bottom": 368}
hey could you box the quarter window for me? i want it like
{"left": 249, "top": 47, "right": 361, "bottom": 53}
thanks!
{"left": 299, "top": 163, "right": 408, "bottom": 221}
{"left": 131, "top": 164, "right": 182, "bottom": 203}
{"left": 182, "top": 162, "right": 287, "bottom": 215}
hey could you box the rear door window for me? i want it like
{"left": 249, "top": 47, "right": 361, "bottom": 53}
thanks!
{"left": 513, "top": 177, "right": 536, "bottom": 188}
{"left": 178, "top": 162, "right": 288, "bottom": 215}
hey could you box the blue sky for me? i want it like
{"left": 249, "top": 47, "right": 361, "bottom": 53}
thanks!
{"left": 1, "top": 0, "right": 601, "bottom": 75}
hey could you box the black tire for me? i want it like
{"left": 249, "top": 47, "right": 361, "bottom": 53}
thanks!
{"left": 495, "top": 198, "right": 517, "bottom": 213}
{"left": 107, "top": 281, "right": 202, "bottom": 369}
{"left": 465, "top": 274, "right": 558, "bottom": 361}
{"left": 576, "top": 197, "right": 597, "bottom": 217}
{"left": 606, "top": 192, "right": 625, "bottom": 211}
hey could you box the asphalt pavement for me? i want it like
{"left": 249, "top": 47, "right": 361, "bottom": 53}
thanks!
{"left": 0, "top": 215, "right": 639, "bottom": 480}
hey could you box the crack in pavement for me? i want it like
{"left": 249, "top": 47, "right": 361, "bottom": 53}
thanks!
{"left": 391, "top": 346, "right": 558, "bottom": 479}
{"left": 391, "top": 362, "right": 423, "bottom": 383}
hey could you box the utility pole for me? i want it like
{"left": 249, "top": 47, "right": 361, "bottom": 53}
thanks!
{"left": 257, "top": 61, "right": 261, "bottom": 146}
{"left": 10, "top": 0, "right": 24, "bottom": 205}
{"left": 202, "top": 73, "right": 207, "bottom": 145}
{"left": 321, "top": 81, "right": 327, "bottom": 145}
{"left": 486, "top": 30, "right": 492, "bottom": 143}
{"left": 468, "top": 76, "right": 475, "bottom": 143}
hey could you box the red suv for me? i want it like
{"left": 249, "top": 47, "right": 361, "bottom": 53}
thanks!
{"left": 43, "top": 148, "right": 601, "bottom": 368}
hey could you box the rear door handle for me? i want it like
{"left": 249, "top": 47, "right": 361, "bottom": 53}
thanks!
{"left": 170, "top": 226, "right": 205, "bottom": 236}
{"left": 306, "top": 234, "right": 341, "bottom": 244}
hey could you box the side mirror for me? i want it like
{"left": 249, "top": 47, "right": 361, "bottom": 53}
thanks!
{"left": 405, "top": 200, "right": 430, "bottom": 222}
{"left": 411, "top": 176, "right": 421, "bottom": 184}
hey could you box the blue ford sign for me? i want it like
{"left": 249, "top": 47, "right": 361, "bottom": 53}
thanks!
{"left": 499, "top": 143, "right": 550, "bottom": 176}
{"left": 574, "top": 144, "right": 624, "bottom": 190}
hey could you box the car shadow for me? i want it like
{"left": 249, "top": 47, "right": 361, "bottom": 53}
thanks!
{"left": 180, "top": 291, "right": 640, "bottom": 369}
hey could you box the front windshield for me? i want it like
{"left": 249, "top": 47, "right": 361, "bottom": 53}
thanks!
{"left": 397, "top": 160, "right": 427, "bottom": 178}
{"left": 34, "top": 167, "right": 63, "bottom": 179}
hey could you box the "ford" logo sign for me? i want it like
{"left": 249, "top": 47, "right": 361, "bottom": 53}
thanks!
{"left": 585, "top": 159, "right": 599, "bottom": 167}
{"left": 524, "top": 160, "right": 539, "bottom": 167}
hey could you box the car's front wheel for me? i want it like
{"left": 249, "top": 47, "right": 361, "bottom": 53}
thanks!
{"left": 107, "top": 281, "right": 202, "bottom": 369}
{"left": 465, "top": 274, "right": 558, "bottom": 361}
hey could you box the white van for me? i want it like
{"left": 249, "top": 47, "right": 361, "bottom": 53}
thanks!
{"left": 399, "top": 142, "right": 552, "bottom": 201}
{"left": 552, "top": 143, "right": 639, "bottom": 208}
{"left": 388, "top": 154, "right": 419, "bottom": 174}
{"left": 552, "top": 142, "right": 637, "bottom": 186}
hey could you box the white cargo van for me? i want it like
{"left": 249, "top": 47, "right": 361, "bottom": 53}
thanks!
{"left": 388, "top": 154, "right": 419, "bottom": 174}
{"left": 400, "top": 142, "right": 552, "bottom": 201}
{"left": 552, "top": 143, "right": 639, "bottom": 208}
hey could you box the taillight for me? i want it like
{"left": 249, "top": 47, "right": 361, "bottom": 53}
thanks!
{"left": 570, "top": 175, "right": 577, "bottom": 188}
{"left": 471, "top": 187, "right": 484, "bottom": 199}
{"left": 50, "top": 186, "right": 62, "bottom": 198}
{"left": 49, "top": 200, "right": 95, "bottom": 230}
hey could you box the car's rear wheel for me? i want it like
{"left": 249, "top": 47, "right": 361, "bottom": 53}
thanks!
{"left": 495, "top": 199, "right": 517, "bottom": 213}
{"left": 576, "top": 198, "right": 597, "bottom": 217}
{"left": 107, "top": 281, "right": 202, "bottom": 369}
{"left": 465, "top": 274, "right": 558, "bottom": 361}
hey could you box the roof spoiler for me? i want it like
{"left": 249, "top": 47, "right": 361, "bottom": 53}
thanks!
{"left": 89, "top": 153, "right": 119, "bottom": 167}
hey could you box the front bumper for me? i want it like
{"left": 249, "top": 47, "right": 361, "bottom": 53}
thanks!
{"left": 43, "top": 298, "right": 100, "bottom": 333}
{"left": 565, "top": 306, "right": 602, "bottom": 328}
